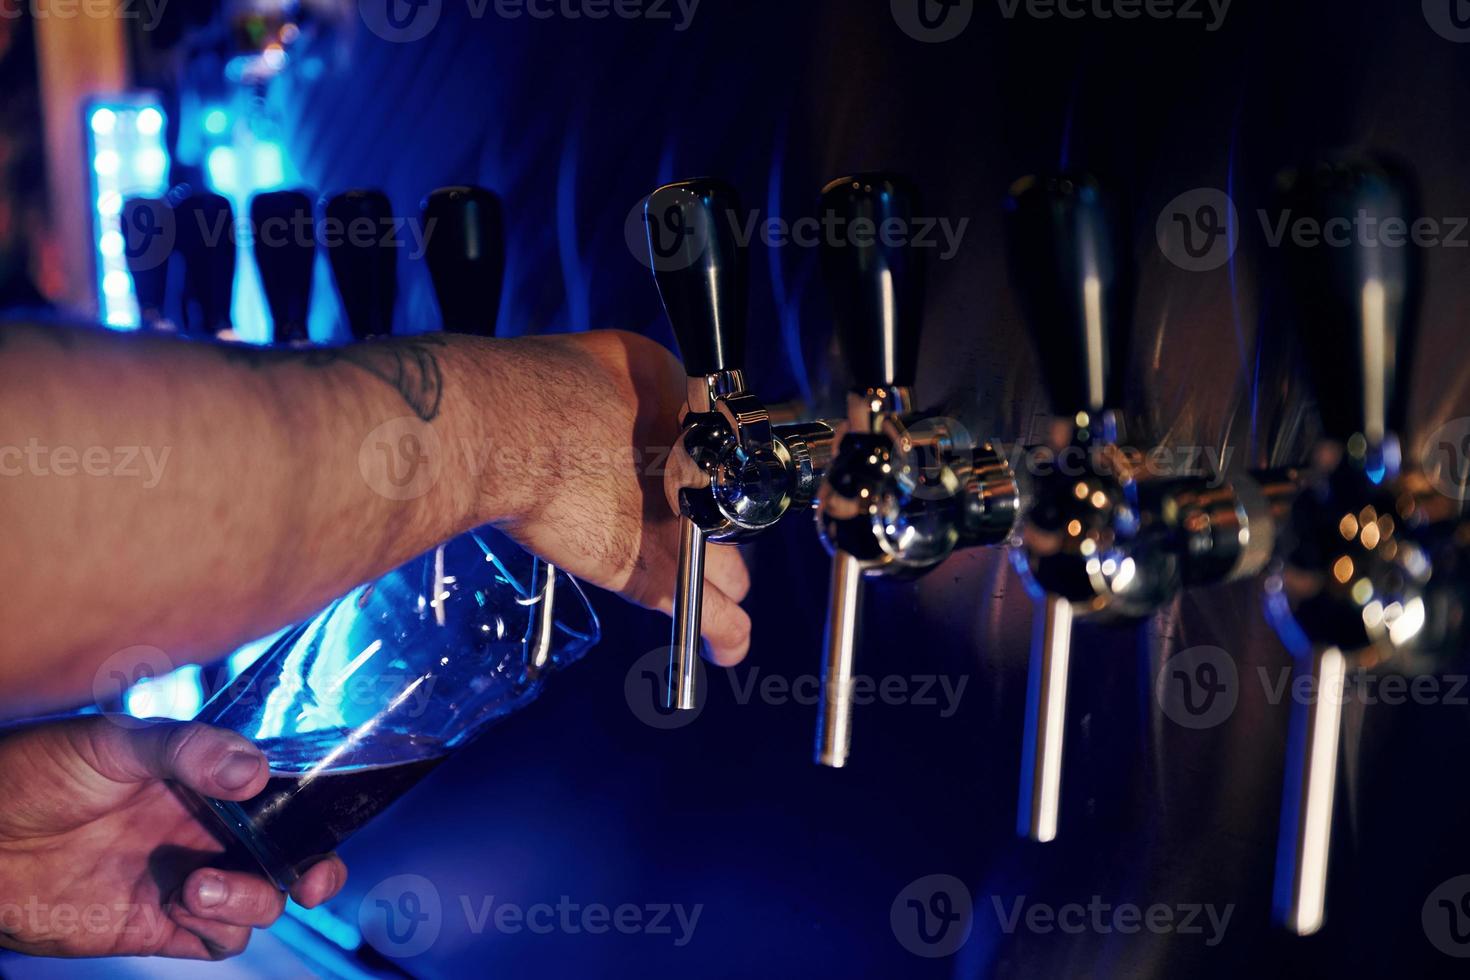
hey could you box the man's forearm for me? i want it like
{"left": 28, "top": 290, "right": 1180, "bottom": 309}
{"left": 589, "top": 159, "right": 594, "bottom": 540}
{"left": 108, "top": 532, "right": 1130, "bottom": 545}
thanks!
{"left": 0, "top": 322, "right": 533, "bottom": 713}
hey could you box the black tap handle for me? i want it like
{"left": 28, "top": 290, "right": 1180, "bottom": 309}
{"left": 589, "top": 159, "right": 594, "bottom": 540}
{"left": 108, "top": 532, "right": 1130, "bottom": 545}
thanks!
{"left": 1005, "top": 173, "right": 1130, "bottom": 419}
{"left": 421, "top": 186, "right": 506, "bottom": 337}
{"left": 1277, "top": 155, "right": 1421, "bottom": 448}
{"left": 250, "top": 190, "right": 315, "bottom": 345}
{"left": 646, "top": 178, "right": 747, "bottom": 377}
{"left": 172, "top": 190, "right": 236, "bottom": 337}
{"left": 120, "top": 196, "right": 170, "bottom": 324}
{"left": 322, "top": 189, "right": 397, "bottom": 340}
{"left": 820, "top": 173, "right": 924, "bottom": 391}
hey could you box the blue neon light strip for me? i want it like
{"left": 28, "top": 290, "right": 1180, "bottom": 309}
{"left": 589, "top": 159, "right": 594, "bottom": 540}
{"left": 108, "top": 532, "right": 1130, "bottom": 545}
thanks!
{"left": 86, "top": 97, "right": 171, "bottom": 330}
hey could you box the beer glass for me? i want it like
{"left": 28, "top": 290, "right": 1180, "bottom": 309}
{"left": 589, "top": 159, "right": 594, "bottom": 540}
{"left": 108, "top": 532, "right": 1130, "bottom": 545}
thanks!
{"left": 195, "top": 527, "right": 598, "bottom": 886}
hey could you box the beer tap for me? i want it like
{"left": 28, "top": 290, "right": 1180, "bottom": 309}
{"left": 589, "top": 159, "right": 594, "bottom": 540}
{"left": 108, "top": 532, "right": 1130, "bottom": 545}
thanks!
{"left": 420, "top": 185, "right": 558, "bottom": 676}
{"left": 1265, "top": 155, "right": 1468, "bottom": 936}
{"left": 422, "top": 186, "right": 506, "bottom": 338}
{"left": 1004, "top": 174, "right": 1294, "bottom": 842}
{"left": 644, "top": 178, "right": 837, "bottom": 711}
{"left": 120, "top": 196, "right": 172, "bottom": 330}
{"left": 812, "top": 172, "right": 1020, "bottom": 768}
{"left": 1003, "top": 173, "right": 1140, "bottom": 843}
{"left": 173, "top": 189, "right": 236, "bottom": 338}
{"left": 251, "top": 190, "right": 315, "bottom": 346}
{"left": 322, "top": 189, "right": 397, "bottom": 340}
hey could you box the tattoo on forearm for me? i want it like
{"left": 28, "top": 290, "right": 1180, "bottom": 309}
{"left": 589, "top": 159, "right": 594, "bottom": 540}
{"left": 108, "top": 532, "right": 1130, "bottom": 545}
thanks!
{"left": 320, "top": 339, "right": 446, "bottom": 422}
{"left": 216, "top": 336, "right": 447, "bottom": 422}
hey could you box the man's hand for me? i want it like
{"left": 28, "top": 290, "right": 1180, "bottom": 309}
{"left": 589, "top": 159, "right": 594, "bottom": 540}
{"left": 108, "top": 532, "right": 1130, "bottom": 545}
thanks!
{"left": 0, "top": 323, "right": 752, "bottom": 713}
{"left": 0, "top": 717, "right": 345, "bottom": 959}
{"left": 487, "top": 330, "right": 753, "bottom": 664}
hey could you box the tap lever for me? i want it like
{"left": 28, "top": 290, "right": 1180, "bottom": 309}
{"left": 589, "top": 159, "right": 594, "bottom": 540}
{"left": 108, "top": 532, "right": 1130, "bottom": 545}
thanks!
{"left": 172, "top": 190, "right": 236, "bottom": 337}
{"left": 1277, "top": 155, "right": 1421, "bottom": 455}
{"left": 250, "top": 190, "right": 315, "bottom": 345}
{"left": 1017, "top": 594, "right": 1073, "bottom": 843}
{"left": 121, "top": 196, "right": 171, "bottom": 328}
{"left": 322, "top": 189, "right": 398, "bottom": 340}
{"left": 1004, "top": 173, "right": 1130, "bottom": 420}
{"left": 647, "top": 178, "right": 747, "bottom": 378}
{"left": 1273, "top": 645, "right": 1348, "bottom": 936}
{"left": 422, "top": 186, "right": 506, "bottom": 338}
{"left": 646, "top": 178, "right": 763, "bottom": 711}
{"left": 812, "top": 173, "right": 1018, "bottom": 768}
{"left": 820, "top": 173, "right": 924, "bottom": 390}
{"left": 669, "top": 517, "right": 708, "bottom": 710}
{"left": 1005, "top": 173, "right": 1133, "bottom": 839}
{"left": 815, "top": 551, "right": 863, "bottom": 768}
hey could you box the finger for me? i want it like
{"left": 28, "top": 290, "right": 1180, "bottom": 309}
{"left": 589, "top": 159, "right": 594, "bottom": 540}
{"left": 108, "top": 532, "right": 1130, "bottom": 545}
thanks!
{"left": 181, "top": 868, "right": 286, "bottom": 928}
{"left": 704, "top": 545, "right": 751, "bottom": 603}
{"left": 628, "top": 523, "right": 749, "bottom": 664}
{"left": 661, "top": 443, "right": 705, "bottom": 518}
{"left": 84, "top": 719, "right": 269, "bottom": 801}
{"left": 288, "top": 855, "right": 348, "bottom": 909}
{"left": 167, "top": 905, "right": 253, "bottom": 960}
{"left": 697, "top": 583, "right": 752, "bottom": 666}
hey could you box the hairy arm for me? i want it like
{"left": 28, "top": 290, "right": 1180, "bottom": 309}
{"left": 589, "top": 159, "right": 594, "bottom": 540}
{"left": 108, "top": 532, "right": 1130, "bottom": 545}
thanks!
{"left": 0, "top": 323, "right": 750, "bottom": 716}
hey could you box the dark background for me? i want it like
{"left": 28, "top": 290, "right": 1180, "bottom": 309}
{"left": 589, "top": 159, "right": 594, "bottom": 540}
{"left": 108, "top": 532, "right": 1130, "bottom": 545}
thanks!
{"left": 5, "top": 1, "right": 1470, "bottom": 977}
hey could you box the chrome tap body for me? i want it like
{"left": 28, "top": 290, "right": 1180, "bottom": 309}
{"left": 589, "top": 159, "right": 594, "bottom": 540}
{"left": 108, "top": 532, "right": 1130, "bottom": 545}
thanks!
{"left": 813, "top": 174, "right": 1020, "bottom": 767}
{"left": 1005, "top": 173, "right": 1295, "bottom": 842}
{"left": 646, "top": 178, "right": 837, "bottom": 711}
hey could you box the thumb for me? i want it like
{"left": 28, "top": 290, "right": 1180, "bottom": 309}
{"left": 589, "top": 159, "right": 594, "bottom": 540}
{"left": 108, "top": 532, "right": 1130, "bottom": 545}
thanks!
{"left": 84, "top": 719, "right": 270, "bottom": 801}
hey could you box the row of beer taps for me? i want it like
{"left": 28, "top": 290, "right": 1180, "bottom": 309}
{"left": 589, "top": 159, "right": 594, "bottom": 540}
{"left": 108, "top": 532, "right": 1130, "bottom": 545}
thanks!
{"left": 642, "top": 159, "right": 1470, "bottom": 936}
{"left": 122, "top": 159, "right": 1468, "bottom": 937}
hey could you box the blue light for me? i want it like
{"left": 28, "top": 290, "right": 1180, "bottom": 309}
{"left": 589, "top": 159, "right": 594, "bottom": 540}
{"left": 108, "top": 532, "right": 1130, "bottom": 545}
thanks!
{"left": 253, "top": 141, "right": 285, "bottom": 189}
{"left": 134, "top": 147, "right": 167, "bottom": 183}
{"left": 207, "top": 146, "right": 238, "bottom": 193}
{"left": 136, "top": 107, "right": 164, "bottom": 136}
{"left": 85, "top": 97, "right": 170, "bottom": 331}
{"left": 282, "top": 901, "right": 363, "bottom": 953}
{"left": 90, "top": 108, "right": 117, "bottom": 135}
{"left": 204, "top": 108, "right": 230, "bottom": 136}
{"left": 93, "top": 149, "right": 120, "bottom": 177}
{"left": 227, "top": 626, "right": 289, "bottom": 681}
{"left": 102, "top": 269, "right": 132, "bottom": 298}
{"left": 124, "top": 664, "right": 204, "bottom": 721}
